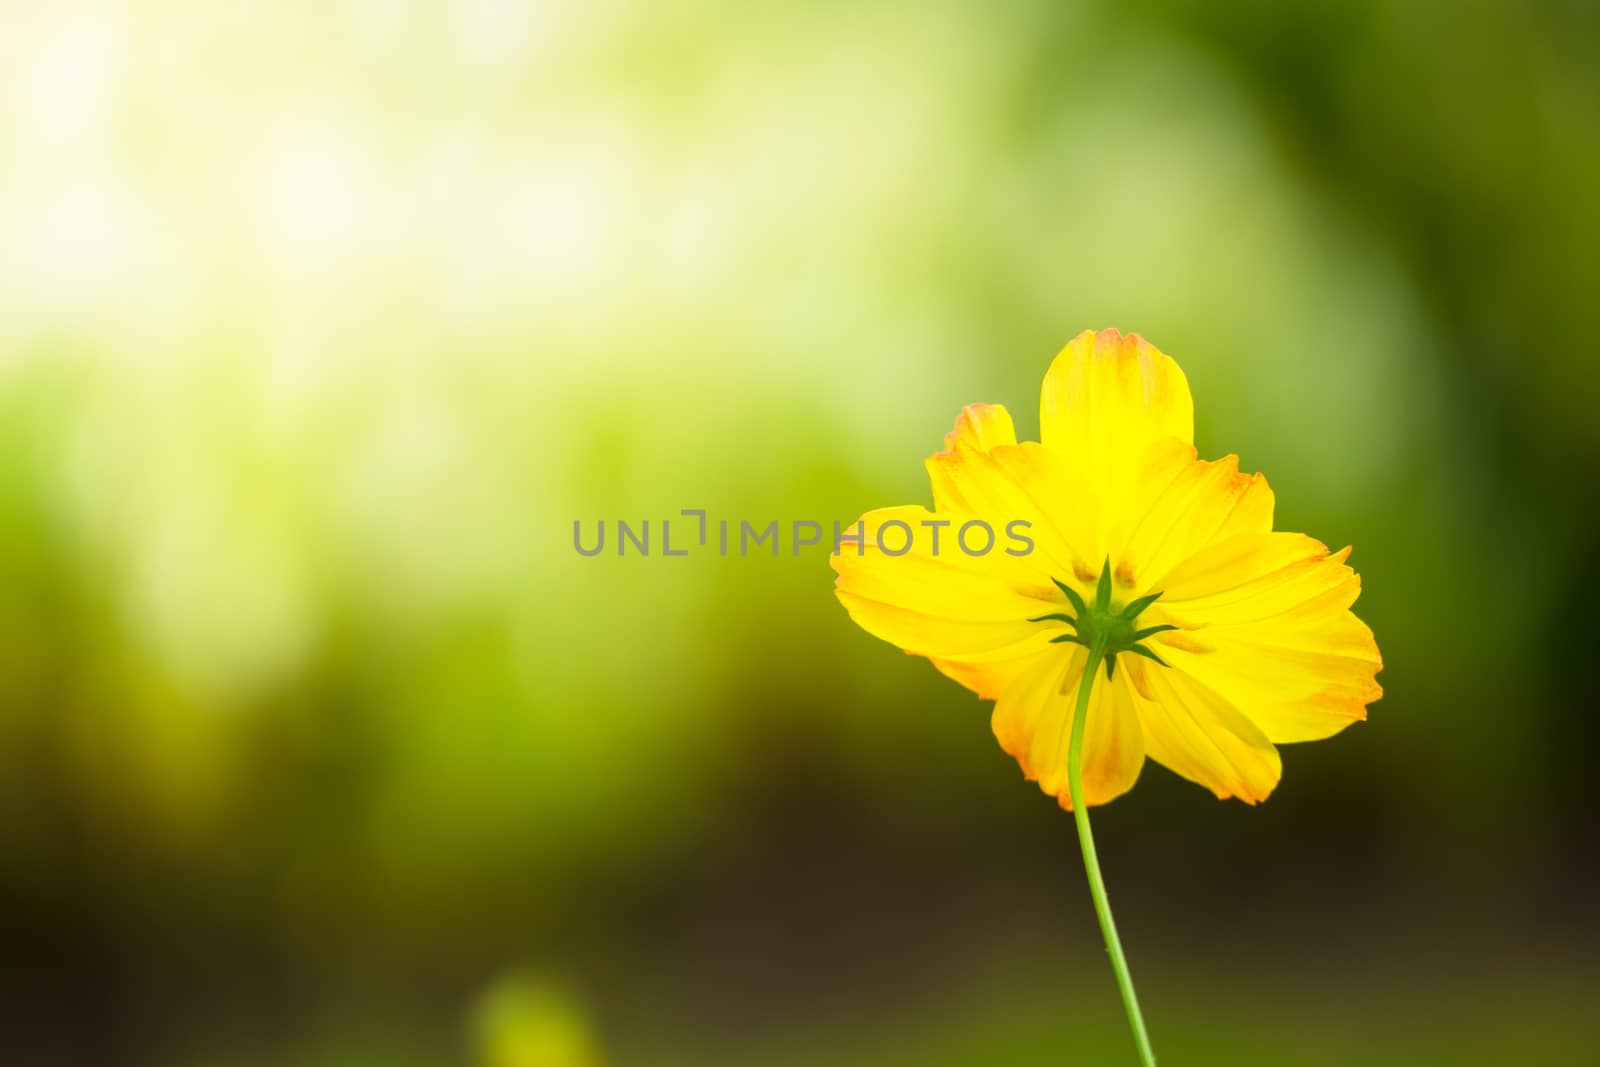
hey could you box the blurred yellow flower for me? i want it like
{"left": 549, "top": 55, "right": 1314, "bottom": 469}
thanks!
{"left": 473, "top": 971, "right": 605, "bottom": 1067}
{"left": 833, "top": 329, "right": 1382, "bottom": 809}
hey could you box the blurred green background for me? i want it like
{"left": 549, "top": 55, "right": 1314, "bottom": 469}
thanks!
{"left": 2, "top": 1, "right": 1598, "bottom": 1064}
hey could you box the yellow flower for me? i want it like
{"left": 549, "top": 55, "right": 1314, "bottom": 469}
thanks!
{"left": 833, "top": 329, "right": 1382, "bottom": 809}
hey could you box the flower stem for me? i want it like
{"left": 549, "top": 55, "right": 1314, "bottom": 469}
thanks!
{"left": 1070, "top": 642, "right": 1156, "bottom": 1066}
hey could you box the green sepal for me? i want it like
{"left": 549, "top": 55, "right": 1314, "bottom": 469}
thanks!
{"left": 1120, "top": 592, "right": 1163, "bottom": 620}
{"left": 1132, "top": 624, "right": 1177, "bottom": 641}
{"left": 1095, "top": 559, "right": 1113, "bottom": 611}
{"left": 1128, "top": 644, "right": 1169, "bottom": 667}
{"left": 1052, "top": 578, "right": 1089, "bottom": 618}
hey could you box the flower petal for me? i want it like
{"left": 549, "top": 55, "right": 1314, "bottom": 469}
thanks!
{"left": 992, "top": 650, "right": 1146, "bottom": 809}
{"left": 1039, "top": 329, "right": 1193, "bottom": 487}
{"left": 925, "top": 442, "right": 1103, "bottom": 584}
{"left": 1128, "top": 660, "right": 1282, "bottom": 802}
{"left": 832, "top": 505, "right": 1058, "bottom": 696}
{"left": 927, "top": 403, "right": 1017, "bottom": 518}
{"left": 930, "top": 651, "right": 1047, "bottom": 702}
{"left": 1152, "top": 532, "right": 1382, "bottom": 743}
{"left": 1113, "top": 444, "right": 1276, "bottom": 593}
{"left": 926, "top": 404, "right": 1019, "bottom": 516}
{"left": 942, "top": 403, "right": 1017, "bottom": 454}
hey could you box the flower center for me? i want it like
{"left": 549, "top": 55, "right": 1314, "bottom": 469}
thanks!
{"left": 1029, "top": 559, "right": 1176, "bottom": 679}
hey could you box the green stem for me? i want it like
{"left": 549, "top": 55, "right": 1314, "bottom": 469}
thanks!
{"left": 1070, "top": 642, "right": 1157, "bottom": 1066}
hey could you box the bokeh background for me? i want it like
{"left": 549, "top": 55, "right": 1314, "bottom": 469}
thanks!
{"left": 3, "top": 1, "right": 1598, "bottom": 1064}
